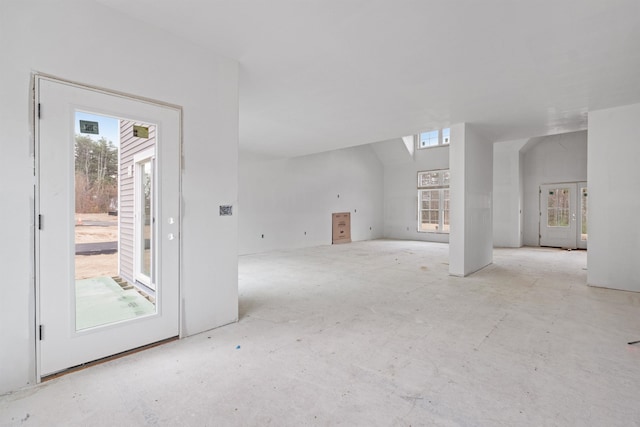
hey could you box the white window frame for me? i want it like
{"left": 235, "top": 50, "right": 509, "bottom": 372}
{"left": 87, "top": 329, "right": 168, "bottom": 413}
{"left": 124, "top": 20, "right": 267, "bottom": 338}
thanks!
{"left": 133, "top": 148, "right": 155, "bottom": 288}
{"left": 416, "top": 128, "right": 451, "bottom": 150}
{"left": 417, "top": 169, "right": 450, "bottom": 234}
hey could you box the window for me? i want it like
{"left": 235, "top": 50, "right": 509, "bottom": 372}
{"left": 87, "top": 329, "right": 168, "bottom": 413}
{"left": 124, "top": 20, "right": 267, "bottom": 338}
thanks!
{"left": 580, "top": 186, "right": 588, "bottom": 241}
{"left": 418, "top": 169, "right": 450, "bottom": 233}
{"left": 416, "top": 128, "right": 450, "bottom": 150}
{"left": 418, "top": 130, "right": 438, "bottom": 148}
{"left": 442, "top": 128, "right": 450, "bottom": 144}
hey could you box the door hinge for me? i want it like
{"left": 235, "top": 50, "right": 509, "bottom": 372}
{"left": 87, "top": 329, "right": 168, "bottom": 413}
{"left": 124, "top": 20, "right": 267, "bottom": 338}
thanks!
{"left": 38, "top": 214, "right": 43, "bottom": 230}
{"left": 39, "top": 325, "right": 44, "bottom": 341}
{"left": 38, "top": 103, "right": 41, "bottom": 119}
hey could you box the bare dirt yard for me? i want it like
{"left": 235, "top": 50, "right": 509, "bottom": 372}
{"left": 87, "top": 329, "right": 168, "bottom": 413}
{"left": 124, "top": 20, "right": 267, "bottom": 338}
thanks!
{"left": 75, "top": 213, "right": 118, "bottom": 280}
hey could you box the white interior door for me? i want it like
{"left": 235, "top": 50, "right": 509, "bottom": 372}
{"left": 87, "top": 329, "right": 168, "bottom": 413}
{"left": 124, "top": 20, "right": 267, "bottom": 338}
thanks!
{"left": 36, "top": 76, "right": 181, "bottom": 377}
{"left": 539, "top": 183, "right": 577, "bottom": 249}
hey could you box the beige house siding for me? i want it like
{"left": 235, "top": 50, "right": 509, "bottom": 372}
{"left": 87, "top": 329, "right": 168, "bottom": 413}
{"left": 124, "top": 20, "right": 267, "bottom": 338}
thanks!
{"left": 119, "top": 120, "right": 156, "bottom": 284}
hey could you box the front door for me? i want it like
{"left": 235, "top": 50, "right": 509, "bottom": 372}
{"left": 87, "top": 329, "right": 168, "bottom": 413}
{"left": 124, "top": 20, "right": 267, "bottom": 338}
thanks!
{"left": 539, "top": 183, "right": 578, "bottom": 249}
{"left": 36, "top": 76, "right": 181, "bottom": 377}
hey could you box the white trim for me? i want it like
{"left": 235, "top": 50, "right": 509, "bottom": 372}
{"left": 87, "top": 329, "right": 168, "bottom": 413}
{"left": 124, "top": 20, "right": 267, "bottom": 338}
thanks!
{"left": 34, "top": 75, "right": 42, "bottom": 383}
{"left": 35, "top": 73, "right": 182, "bottom": 112}
{"left": 133, "top": 148, "right": 156, "bottom": 164}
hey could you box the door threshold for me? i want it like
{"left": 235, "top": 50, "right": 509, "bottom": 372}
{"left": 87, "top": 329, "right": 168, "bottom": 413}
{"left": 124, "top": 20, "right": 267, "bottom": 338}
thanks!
{"left": 42, "top": 336, "right": 178, "bottom": 382}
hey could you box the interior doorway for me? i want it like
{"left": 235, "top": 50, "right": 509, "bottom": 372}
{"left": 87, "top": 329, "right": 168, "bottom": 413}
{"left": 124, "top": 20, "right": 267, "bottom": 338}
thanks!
{"left": 35, "top": 76, "right": 181, "bottom": 378}
{"left": 539, "top": 182, "right": 587, "bottom": 249}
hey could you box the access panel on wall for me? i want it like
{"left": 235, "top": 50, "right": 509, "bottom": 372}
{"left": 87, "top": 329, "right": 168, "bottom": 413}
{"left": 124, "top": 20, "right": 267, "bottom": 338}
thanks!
{"left": 332, "top": 212, "right": 351, "bottom": 244}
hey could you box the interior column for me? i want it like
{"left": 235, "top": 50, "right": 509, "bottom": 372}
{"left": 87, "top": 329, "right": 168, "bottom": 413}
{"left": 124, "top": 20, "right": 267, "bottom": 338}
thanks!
{"left": 449, "top": 123, "right": 494, "bottom": 276}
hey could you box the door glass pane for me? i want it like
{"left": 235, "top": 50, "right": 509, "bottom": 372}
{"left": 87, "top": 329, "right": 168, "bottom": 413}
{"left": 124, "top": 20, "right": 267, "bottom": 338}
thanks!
{"left": 581, "top": 187, "right": 588, "bottom": 241}
{"left": 547, "top": 188, "right": 570, "bottom": 227}
{"left": 74, "top": 112, "right": 157, "bottom": 330}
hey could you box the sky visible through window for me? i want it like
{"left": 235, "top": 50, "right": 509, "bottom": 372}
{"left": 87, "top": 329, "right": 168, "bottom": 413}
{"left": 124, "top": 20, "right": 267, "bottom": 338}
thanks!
{"left": 419, "top": 130, "right": 438, "bottom": 147}
{"left": 75, "top": 111, "right": 120, "bottom": 146}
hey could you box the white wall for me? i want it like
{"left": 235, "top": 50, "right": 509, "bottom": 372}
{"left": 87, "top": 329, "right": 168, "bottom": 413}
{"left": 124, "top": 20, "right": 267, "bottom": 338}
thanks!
{"left": 522, "top": 131, "right": 587, "bottom": 246}
{"left": 493, "top": 139, "right": 527, "bottom": 247}
{"left": 588, "top": 103, "right": 640, "bottom": 292}
{"left": 449, "top": 123, "right": 493, "bottom": 276}
{"left": 238, "top": 145, "right": 383, "bottom": 254}
{"left": 0, "top": 1, "right": 238, "bottom": 394}
{"left": 376, "top": 139, "right": 450, "bottom": 243}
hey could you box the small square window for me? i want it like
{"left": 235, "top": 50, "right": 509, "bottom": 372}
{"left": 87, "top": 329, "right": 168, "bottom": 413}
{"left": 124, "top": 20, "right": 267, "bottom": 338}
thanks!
{"left": 419, "top": 130, "right": 439, "bottom": 148}
{"left": 442, "top": 128, "right": 450, "bottom": 144}
{"left": 416, "top": 128, "right": 450, "bottom": 150}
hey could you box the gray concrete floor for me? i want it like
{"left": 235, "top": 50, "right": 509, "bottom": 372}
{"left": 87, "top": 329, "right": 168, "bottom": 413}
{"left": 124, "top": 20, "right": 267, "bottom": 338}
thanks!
{"left": 2, "top": 240, "right": 640, "bottom": 426}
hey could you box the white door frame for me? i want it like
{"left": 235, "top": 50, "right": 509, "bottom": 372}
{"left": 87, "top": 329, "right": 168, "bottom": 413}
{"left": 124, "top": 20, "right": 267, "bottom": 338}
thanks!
{"left": 34, "top": 74, "right": 182, "bottom": 380}
{"left": 539, "top": 182, "right": 586, "bottom": 249}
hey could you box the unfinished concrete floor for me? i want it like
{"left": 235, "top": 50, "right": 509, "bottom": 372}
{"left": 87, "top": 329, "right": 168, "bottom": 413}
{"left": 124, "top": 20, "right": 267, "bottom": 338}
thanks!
{"left": 2, "top": 240, "right": 640, "bottom": 426}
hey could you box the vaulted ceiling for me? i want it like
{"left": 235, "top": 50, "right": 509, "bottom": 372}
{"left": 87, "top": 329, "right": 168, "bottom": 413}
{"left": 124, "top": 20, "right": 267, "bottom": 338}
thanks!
{"left": 96, "top": 0, "right": 640, "bottom": 157}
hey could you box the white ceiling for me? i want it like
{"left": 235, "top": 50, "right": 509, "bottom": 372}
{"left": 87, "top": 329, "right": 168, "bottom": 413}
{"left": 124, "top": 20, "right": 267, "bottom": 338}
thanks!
{"left": 96, "top": 0, "right": 640, "bottom": 158}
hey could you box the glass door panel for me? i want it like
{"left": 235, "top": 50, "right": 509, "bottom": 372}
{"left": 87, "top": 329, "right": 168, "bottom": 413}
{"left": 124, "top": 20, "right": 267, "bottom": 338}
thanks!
{"left": 37, "top": 76, "right": 180, "bottom": 377}
{"left": 577, "top": 183, "right": 588, "bottom": 249}
{"left": 73, "top": 112, "right": 157, "bottom": 331}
